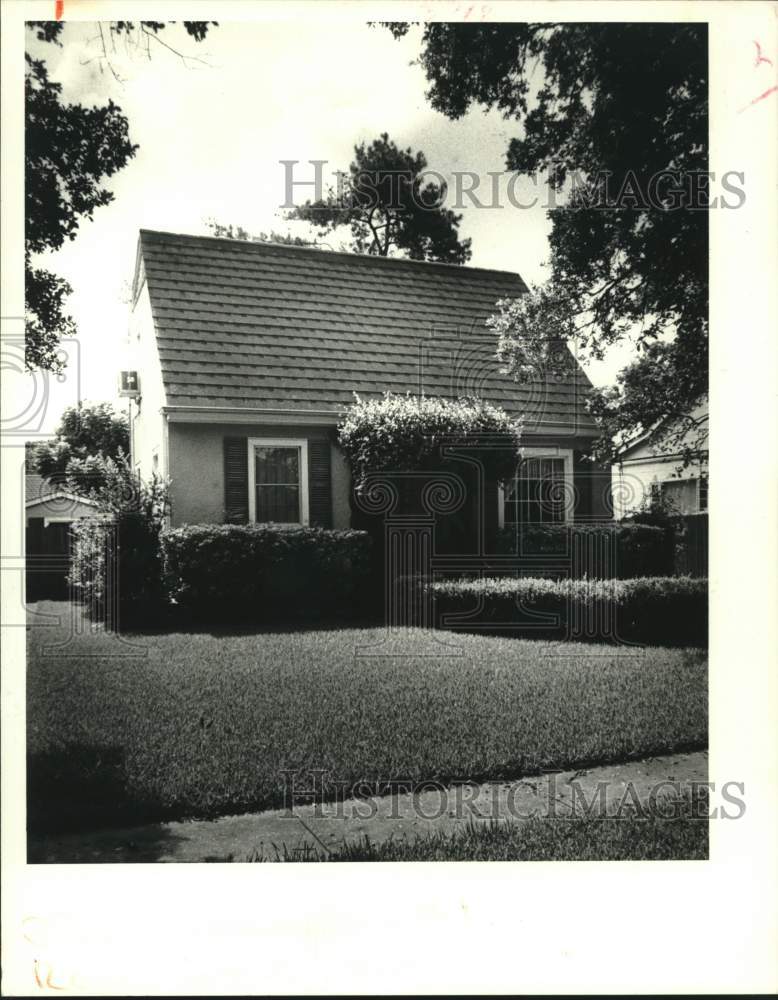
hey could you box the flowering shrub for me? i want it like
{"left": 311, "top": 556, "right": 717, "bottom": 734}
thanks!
{"left": 337, "top": 393, "right": 522, "bottom": 490}
{"left": 68, "top": 454, "right": 170, "bottom": 626}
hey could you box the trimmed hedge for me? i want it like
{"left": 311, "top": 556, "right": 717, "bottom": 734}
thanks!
{"left": 162, "top": 524, "right": 373, "bottom": 623}
{"left": 494, "top": 522, "right": 674, "bottom": 579}
{"left": 428, "top": 576, "right": 707, "bottom": 647}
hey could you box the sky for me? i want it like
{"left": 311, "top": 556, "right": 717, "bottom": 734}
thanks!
{"left": 25, "top": 18, "right": 632, "bottom": 433}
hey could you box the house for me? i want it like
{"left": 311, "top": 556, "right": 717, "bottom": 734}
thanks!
{"left": 611, "top": 398, "right": 709, "bottom": 520}
{"left": 127, "top": 230, "right": 611, "bottom": 534}
{"left": 25, "top": 472, "right": 98, "bottom": 599}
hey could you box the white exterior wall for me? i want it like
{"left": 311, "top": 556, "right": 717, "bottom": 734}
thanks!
{"left": 25, "top": 496, "right": 97, "bottom": 526}
{"left": 611, "top": 454, "right": 708, "bottom": 519}
{"left": 127, "top": 281, "right": 168, "bottom": 482}
{"left": 611, "top": 400, "right": 709, "bottom": 519}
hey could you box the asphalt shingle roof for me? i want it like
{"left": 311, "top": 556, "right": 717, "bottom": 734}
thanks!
{"left": 25, "top": 472, "right": 51, "bottom": 502}
{"left": 138, "top": 229, "right": 597, "bottom": 433}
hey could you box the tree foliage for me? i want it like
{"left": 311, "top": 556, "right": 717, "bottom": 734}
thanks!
{"left": 204, "top": 219, "right": 311, "bottom": 246}
{"left": 385, "top": 23, "right": 708, "bottom": 460}
{"left": 30, "top": 402, "right": 129, "bottom": 489}
{"left": 25, "top": 21, "right": 216, "bottom": 371}
{"left": 286, "top": 132, "right": 472, "bottom": 263}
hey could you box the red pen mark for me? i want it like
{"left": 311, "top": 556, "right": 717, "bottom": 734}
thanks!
{"left": 754, "top": 40, "right": 773, "bottom": 67}
{"left": 55, "top": 0, "right": 64, "bottom": 20}
{"left": 33, "top": 960, "right": 68, "bottom": 991}
{"left": 738, "top": 39, "right": 777, "bottom": 113}
{"left": 738, "top": 84, "right": 778, "bottom": 113}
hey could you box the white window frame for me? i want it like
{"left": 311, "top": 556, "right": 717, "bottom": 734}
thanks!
{"left": 498, "top": 447, "right": 575, "bottom": 528}
{"left": 247, "top": 437, "right": 309, "bottom": 525}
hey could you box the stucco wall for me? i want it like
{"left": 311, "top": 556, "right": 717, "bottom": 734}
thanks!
{"left": 168, "top": 421, "right": 351, "bottom": 528}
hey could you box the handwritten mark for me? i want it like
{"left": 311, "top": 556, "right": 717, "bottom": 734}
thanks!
{"left": 754, "top": 40, "right": 773, "bottom": 67}
{"left": 23, "top": 918, "right": 74, "bottom": 993}
{"left": 738, "top": 84, "right": 778, "bottom": 113}
{"left": 738, "top": 39, "right": 777, "bottom": 113}
{"left": 34, "top": 960, "right": 69, "bottom": 991}
{"left": 55, "top": 0, "right": 64, "bottom": 20}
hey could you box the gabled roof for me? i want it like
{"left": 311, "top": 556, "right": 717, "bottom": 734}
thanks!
{"left": 25, "top": 473, "right": 97, "bottom": 508}
{"left": 137, "top": 229, "right": 598, "bottom": 434}
{"left": 617, "top": 397, "right": 709, "bottom": 459}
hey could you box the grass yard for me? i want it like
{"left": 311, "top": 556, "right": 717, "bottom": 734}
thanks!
{"left": 28, "top": 602, "right": 707, "bottom": 834}
{"left": 247, "top": 811, "right": 709, "bottom": 862}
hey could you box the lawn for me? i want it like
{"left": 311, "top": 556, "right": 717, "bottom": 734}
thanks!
{"left": 246, "top": 810, "right": 709, "bottom": 862}
{"left": 27, "top": 602, "right": 708, "bottom": 833}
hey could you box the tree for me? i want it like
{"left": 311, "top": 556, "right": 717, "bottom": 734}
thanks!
{"left": 285, "top": 132, "right": 472, "bottom": 263}
{"left": 204, "top": 219, "right": 312, "bottom": 246}
{"left": 385, "top": 23, "right": 708, "bottom": 461}
{"left": 25, "top": 21, "right": 216, "bottom": 372}
{"left": 30, "top": 402, "right": 129, "bottom": 490}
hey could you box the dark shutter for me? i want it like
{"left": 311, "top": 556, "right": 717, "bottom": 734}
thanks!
{"left": 224, "top": 436, "right": 249, "bottom": 523}
{"left": 308, "top": 440, "right": 332, "bottom": 528}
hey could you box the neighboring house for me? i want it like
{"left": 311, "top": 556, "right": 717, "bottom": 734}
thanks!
{"left": 611, "top": 398, "right": 709, "bottom": 519}
{"left": 127, "top": 230, "right": 611, "bottom": 533}
{"left": 25, "top": 472, "right": 98, "bottom": 599}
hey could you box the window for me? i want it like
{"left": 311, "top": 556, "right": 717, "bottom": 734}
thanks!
{"left": 698, "top": 475, "right": 708, "bottom": 513}
{"left": 660, "top": 478, "right": 700, "bottom": 515}
{"left": 502, "top": 456, "right": 568, "bottom": 526}
{"left": 248, "top": 438, "right": 309, "bottom": 525}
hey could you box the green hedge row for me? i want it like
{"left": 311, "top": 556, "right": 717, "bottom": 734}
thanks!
{"left": 162, "top": 524, "right": 373, "bottom": 623}
{"left": 494, "top": 522, "right": 674, "bottom": 579}
{"left": 427, "top": 575, "right": 707, "bottom": 647}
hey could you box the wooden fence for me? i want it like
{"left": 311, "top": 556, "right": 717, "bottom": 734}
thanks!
{"left": 671, "top": 513, "right": 708, "bottom": 578}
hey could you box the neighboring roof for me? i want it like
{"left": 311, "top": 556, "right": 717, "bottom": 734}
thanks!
{"left": 617, "top": 398, "right": 709, "bottom": 459}
{"left": 25, "top": 473, "right": 97, "bottom": 508}
{"left": 137, "top": 229, "right": 598, "bottom": 434}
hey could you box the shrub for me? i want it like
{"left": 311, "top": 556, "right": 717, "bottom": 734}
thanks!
{"left": 162, "top": 524, "right": 373, "bottom": 623}
{"left": 338, "top": 393, "right": 522, "bottom": 490}
{"left": 428, "top": 575, "right": 707, "bottom": 647}
{"left": 68, "top": 455, "right": 169, "bottom": 627}
{"left": 494, "top": 521, "right": 674, "bottom": 578}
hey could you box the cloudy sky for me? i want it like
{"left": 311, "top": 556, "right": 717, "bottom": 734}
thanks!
{"left": 26, "top": 18, "right": 628, "bottom": 432}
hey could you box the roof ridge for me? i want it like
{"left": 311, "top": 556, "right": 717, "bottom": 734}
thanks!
{"left": 138, "top": 228, "right": 528, "bottom": 281}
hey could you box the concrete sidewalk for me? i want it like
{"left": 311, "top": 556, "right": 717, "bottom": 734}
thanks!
{"left": 28, "top": 750, "right": 708, "bottom": 863}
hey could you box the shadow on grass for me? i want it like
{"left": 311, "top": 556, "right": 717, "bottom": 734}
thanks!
{"left": 72, "top": 600, "right": 385, "bottom": 639}
{"left": 27, "top": 743, "right": 163, "bottom": 837}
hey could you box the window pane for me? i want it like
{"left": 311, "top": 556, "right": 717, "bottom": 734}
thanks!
{"left": 256, "top": 484, "right": 300, "bottom": 522}
{"left": 505, "top": 457, "right": 566, "bottom": 525}
{"left": 255, "top": 446, "right": 299, "bottom": 485}
{"left": 698, "top": 476, "right": 708, "bottom": 513}
{"left": 254, "top": 445, "right": 302, "bottom": 522}
{"left": 661, "top": 479, "right": 698, "bottom": 515}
